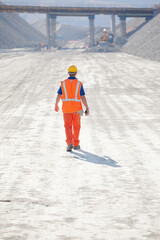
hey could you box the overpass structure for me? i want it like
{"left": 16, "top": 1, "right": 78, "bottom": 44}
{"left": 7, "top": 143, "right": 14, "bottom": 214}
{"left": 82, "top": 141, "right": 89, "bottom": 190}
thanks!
{"left": 0, "top": 5, "right": 156, "bottom": 48}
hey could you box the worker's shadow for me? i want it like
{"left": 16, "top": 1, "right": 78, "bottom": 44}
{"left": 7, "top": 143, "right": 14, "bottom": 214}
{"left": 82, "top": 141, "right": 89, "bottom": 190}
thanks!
{"left": 71, "top": 150, "right": 121, "bottom": 167}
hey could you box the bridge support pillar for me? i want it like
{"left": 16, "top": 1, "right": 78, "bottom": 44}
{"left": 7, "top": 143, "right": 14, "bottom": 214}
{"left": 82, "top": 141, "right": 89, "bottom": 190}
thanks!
{"left": 50, "top": 15, "right": 57, "bottom": 48}
{"left": 111, "top": 14, "right": 116, "bottom": 35}
{"left": 119, "top": 16, "right": 126, "bottom": 38}
{"left": 89, "top": 15, "right": 95, "bottom": 47}
{"left": 46, "top": 13, "right": 51, "bottom": 48}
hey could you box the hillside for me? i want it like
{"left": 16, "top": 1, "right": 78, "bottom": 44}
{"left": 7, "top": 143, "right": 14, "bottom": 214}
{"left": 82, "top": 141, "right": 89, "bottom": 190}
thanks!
{"left": 114, "top": 17, "right": 146, "bottom": 46}
{"left": 0, "top": 11, "right": 45, "bottom": 49}
{"left": 32, "top": 19, "right": 88, "bottom": 42}
{"left": 122, "top": 13, "right": 160, "bottom": 61}
{"left": 32, "top": 17, "right": 106, "bottom": 48}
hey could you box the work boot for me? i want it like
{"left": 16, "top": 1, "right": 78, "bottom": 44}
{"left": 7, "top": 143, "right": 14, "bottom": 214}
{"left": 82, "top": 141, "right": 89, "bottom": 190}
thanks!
{"left": 67, "top": 144, "right": 73, "bottom": 152}
{"left": 74, "top": 145, "right": 80, "bottom": 150}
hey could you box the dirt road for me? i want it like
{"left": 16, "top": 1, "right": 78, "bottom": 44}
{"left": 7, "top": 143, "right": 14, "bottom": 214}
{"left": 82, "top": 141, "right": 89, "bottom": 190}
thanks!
{"left": 0, "top": 50, "right": 160, "bottom": 240}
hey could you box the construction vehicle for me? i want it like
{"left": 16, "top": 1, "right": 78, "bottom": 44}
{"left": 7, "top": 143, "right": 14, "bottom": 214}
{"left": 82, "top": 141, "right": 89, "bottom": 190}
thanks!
{"left": 98, "top": 29, "right": 114, "bottom": 50}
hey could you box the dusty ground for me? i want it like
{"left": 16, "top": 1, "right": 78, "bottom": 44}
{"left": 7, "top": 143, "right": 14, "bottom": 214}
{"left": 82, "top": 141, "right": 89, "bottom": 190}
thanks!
{"left": 0, "top": 50, "right": 160, "bottom": 240}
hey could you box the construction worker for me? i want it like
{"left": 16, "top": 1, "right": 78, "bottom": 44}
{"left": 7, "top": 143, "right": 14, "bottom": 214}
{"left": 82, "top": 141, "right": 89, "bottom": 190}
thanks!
{"left": 55, "top": 65, "right": 89, "bottom": 152}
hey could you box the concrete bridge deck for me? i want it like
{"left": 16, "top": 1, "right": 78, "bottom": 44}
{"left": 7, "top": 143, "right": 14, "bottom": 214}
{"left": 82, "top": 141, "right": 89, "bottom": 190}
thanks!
{"left": 0, "top": 5, "right": 155, "bottom": 17}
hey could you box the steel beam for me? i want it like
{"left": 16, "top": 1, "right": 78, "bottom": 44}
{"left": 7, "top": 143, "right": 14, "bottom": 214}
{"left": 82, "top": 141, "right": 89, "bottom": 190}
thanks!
{"left": 118, "top": 13, "right": 153, "bottom": 17}
{"left": 0, "top": 5, "right": 154, "bottom": 17}
{"left": 49, "top": 11, "right": 95, "bottom": 16}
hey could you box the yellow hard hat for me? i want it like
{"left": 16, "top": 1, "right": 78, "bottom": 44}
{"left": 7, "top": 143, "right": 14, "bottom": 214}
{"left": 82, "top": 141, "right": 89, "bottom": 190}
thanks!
{"left": 68, "top": 65, "right": 77, "bottom": 74}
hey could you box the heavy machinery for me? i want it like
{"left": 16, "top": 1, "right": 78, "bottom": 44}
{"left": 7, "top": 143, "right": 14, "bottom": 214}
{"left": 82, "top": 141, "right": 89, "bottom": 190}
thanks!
{"left": 98, "top": 29, "right": 114, "bottom": 50}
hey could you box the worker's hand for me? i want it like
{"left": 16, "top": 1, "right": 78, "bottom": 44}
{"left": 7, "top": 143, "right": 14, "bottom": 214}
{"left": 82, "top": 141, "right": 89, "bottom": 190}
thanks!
{"left": 55, "top": 104, "right": 59, "bottom": 112}
{"left": 77, "top": 110, "right": 84, "bottom": 116}
{"left": 85, "top": 108, "right": 89, "bottom": 116}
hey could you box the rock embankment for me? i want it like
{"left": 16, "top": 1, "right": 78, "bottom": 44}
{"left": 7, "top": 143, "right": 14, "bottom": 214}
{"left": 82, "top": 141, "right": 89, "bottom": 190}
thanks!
{"left": 0, "top": 10, "right": 45, "bottom": 48}
{"left": 122, "top": 13, "right": 160, "bottom": 62}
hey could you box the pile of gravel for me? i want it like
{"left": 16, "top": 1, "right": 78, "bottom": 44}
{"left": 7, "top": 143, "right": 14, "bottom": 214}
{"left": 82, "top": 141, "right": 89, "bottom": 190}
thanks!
{"left": 116, "top": 17, "right": 146, "bottom": 37}
{"left": 115, "top": 17, "right": 146, "bottom": 46}
{"left": 0, "top": 4, "right": 45, "bottom": 49}
{"left": 122, "top": 13, "right": 160, "bottom": 62}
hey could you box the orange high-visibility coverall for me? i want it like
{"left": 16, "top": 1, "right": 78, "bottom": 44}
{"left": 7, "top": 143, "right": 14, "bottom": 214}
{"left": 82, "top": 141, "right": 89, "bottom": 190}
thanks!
{"left": 60, "top": 79, "right": 83, "bottom": 146}
{"left": 63, "top": 112, "right": 81, "bottom": 146}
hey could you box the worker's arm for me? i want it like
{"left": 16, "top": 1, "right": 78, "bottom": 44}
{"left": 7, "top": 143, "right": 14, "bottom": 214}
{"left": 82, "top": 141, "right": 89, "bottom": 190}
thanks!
{"left": 80, "top": 95, "right": 89, "bottom": 116}
{"left": 55, "top": 94, "right": 61, "bottom": 112}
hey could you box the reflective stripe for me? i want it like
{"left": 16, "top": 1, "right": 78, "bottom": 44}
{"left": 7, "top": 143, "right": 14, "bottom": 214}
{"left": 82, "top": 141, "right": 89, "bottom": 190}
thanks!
{"left": 62, "top": 99, "right": 81, "bottom": 102}
{"left": 62, "top": 80, "right": 81, "bottom": 102}
{"left": 75, "top": 81, "right": 80, "bottom": 101}
{"left": 63, "top": 81, "right": 68, "bottom": 99}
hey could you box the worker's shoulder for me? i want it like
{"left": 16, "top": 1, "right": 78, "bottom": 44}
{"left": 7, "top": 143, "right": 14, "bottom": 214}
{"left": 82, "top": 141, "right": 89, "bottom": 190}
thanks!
{"left": 76, "top": 78, "right": 83, "bottom": 84}
{"left": 60, "top": 79, "right": 83, "bottom": 84}
{"left": 61, "top": 79, "right": 68, "bottom": 83}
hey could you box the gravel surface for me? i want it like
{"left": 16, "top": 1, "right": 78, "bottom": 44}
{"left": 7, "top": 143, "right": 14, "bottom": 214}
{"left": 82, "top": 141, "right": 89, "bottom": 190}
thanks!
{"left": 122, "top": 13, "right": 160, "bottom": 62}
{"left": 0, "top": 50, "right": 160, "bottom": 240}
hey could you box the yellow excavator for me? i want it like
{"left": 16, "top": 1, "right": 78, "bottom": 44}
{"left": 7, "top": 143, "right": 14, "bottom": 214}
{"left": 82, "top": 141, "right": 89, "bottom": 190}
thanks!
{"left": 98, "top": 29, "right": 114, "bottom": 49}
